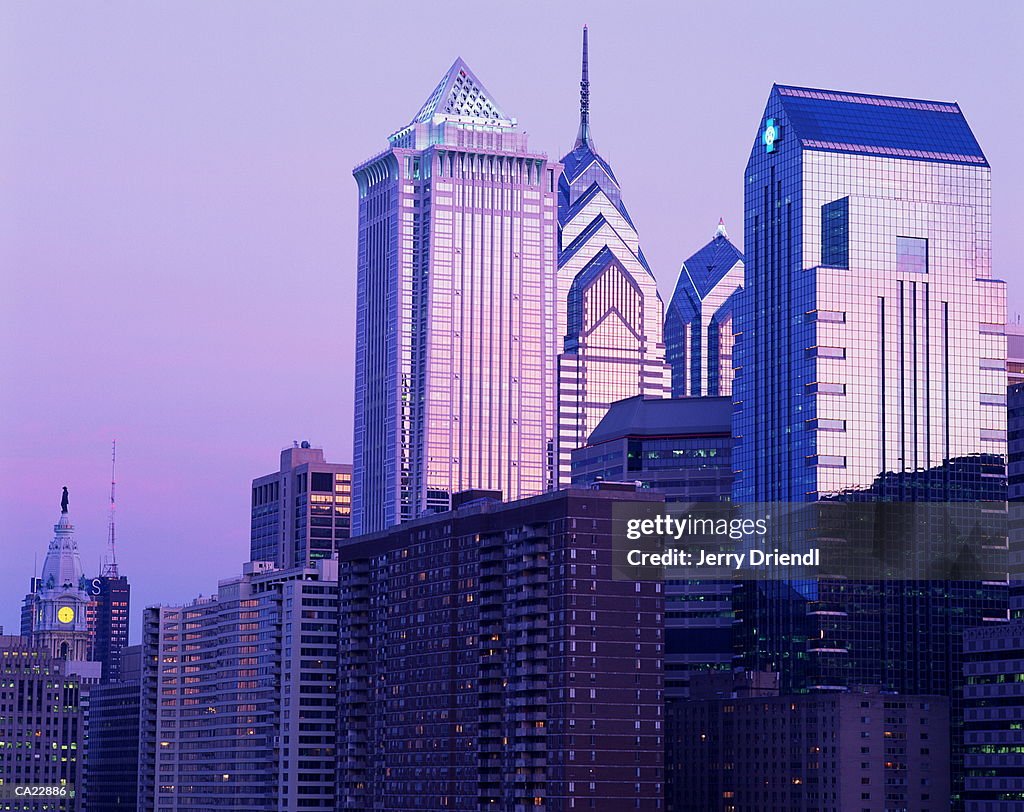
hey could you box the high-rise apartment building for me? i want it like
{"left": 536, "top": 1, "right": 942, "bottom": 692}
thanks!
{"left": 351, "top": 57, "right": 561, "bottom": 533}
{"left": 664, "top": 221, "right": 744, "bottom": 397}
{"left": 250, "top": 442, "right": 352, "bottom": 567}
{"left": 336, "top": 486, "right": 665, "bottom": 811}
{"left": 555, "top": 28, "right": 670, "bottom": 483}
{"left": 137, "top": 560, "right": 337, "bottom": 812}
{"left": 0, "top": 635, "right": 84, "bottom": 811}
{"left": 731, "top": 84, "right": 1007, "bottom": 803}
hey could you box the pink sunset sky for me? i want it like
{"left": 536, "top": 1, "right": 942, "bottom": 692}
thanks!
{"left": 2, "top": 1, "right": 1022, "bottom": 637}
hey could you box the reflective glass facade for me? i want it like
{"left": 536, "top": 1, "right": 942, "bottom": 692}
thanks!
{"left": 664, "top": 223, "right": 744, "bottom": 397}
{"left": 353, "top": 59, "right": 559, "bottom": 533}
{"left": 732, "top": 84, "right": 1007, "bottom": 804}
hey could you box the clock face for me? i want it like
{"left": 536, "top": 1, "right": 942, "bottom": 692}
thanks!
{"left": 57, "top": 606, "right": 75, "bottom": 624}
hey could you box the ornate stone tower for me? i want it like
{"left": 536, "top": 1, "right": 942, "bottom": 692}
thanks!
{"left": 30, "top": 488, "right": 92, "bottom": 662}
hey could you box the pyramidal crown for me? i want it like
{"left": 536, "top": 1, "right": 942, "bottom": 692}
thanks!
{"left": 407, "top": 57, "right": 515, "bottom": 129}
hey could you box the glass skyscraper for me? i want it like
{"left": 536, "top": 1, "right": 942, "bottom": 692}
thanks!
{"left": 352, "top": 58, "right": 560, "bottom": 534}
{"left": 731, "top": 84, "right": 1007, "bottom": 804}
{"left": 734, "top": 84, "right": 1004, "bottom": 504}
{"left": 555, "top": 27, "right": 670, "bottom": 484}
{"left": 664, "top": 221, "right": 744, "bottom": 397}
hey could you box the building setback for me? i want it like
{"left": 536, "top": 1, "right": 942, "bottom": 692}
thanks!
{"left": 666, "top": 673, "right": 950, "bottom": 812}
{"left": 351, "top": 57, "right": 560, "bottom": 533}
{"left": 250, "top": 442, "right": 352, "bottom": 568}
{"left": 555, "top": 27, "right": 670, "bottom": 483}
{"left": 0, "top": 635, "right": 83, "bottom": 811}
{"left": 336, "top": 486, "right": 665, "bottom": 811}
{"left": 137, "top": 561, "right": 338, "bottom": 812}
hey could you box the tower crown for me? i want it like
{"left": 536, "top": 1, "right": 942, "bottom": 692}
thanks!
{"left": 400, "top": 57, "right": 514, "bottom": 133}
{"left": 41, "top": 491, "right": 86, "bottom": 591}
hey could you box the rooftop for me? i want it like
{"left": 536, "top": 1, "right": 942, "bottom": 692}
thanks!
{"left": 773, "top": 84, "right": 988, "bottom": 166}
{"left": 587, "top": 395, "right": 732, "bottom": 445}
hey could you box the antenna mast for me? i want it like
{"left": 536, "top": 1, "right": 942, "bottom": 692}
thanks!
{"left": 103, "top": 440, "right": 119, "bottom": 577}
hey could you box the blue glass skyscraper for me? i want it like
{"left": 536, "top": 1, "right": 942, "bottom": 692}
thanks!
{"left": 731, "top": 84, "right": 1007, "bottom": 805}
{"left": 733, "top": 85, "right": 1004, "bottom": 505}
{"left": 665, "top": 221, "right": 744, "bottom": 397}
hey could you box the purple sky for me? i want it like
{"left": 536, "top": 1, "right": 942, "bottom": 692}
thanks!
{"left": 2, "top": 2, "right": 1022, "bottom": 639}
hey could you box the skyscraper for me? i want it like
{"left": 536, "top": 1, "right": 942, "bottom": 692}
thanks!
{"left": 352, "top": 58, "right": 560, "bottom": 534}
{"left": 664, "top": 221, "right": 744, "bottom": 397}
{"left": 250, "top": 441, "right": 352, "bottom": 567}
{"left": 667, "top": 675, "right": 950, "bottom": 812}
{"left": 733, "top": 84, "right": 1004, "bottom": 505}
{"left": 86, "top": 574, "right": 130, "bottom": 683}
{"left": 555, "top": 28, "right": 670, "bottom": 484}
{"left": 83, "top": 645, "right": 141, "bottom": 811}
{"left": 731, "top": 84, "right": 1007, "bottom": 803}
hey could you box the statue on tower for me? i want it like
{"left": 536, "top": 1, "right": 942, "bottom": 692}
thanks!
{"left": 61, "top": 486, "right": 69, "bottom": 514}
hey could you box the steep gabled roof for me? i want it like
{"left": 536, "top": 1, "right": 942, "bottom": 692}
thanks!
{"left": 677, "top": 226, "right": 744, "bottom": 301}
{"left": 772, "top": 84, "right": 987, "bottom": 166}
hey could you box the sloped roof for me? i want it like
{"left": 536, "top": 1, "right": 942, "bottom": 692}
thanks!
{"left": 677, "top": 230, "right": 744, "bottom": 301}
{"left": 773, "top": 84, "right": 987, "bottom": 166}
{"left": 409, "top": 57, "right": 513, "bottom": 127}
{"left": 588, "top": 395, "right": 732, "bottom": 445}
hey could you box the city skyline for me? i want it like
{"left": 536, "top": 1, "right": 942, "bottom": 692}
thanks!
{"left": 3, "top": 1, "right": 1023, "bottom": 637}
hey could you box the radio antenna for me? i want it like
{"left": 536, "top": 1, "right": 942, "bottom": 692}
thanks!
{"left": 103, "top": 440, "right": 119, "bottom": 577}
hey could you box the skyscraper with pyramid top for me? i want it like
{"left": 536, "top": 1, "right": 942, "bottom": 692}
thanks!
{"left": 352, "top": 58, "right": 560, "bottom": 533}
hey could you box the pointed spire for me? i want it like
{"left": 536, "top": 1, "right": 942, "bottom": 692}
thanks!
{"left": 715, "top": 218, "right": 729, "bottom": 240}
{"left": 574, "top": 26, "right": 594, "bottom": 150}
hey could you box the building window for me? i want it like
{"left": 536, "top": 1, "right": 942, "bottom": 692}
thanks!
{"left": 821, "top": 198, "right": 849, "bottom": 268}
{"left": 310, "top": 472, "right": 334, "bottom": 493}
{"left": 896, "top": 236, "right": 928, "bottom": 274}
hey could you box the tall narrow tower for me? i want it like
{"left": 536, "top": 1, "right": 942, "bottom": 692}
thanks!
{"left": 556, "top": 27, "right": 670, "bottom": 484}
{"left": 30, "top": 488, "right": 92, "bottom": 663}
{"left": 352, "top": 58, "right": 560, "bottom": 533}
